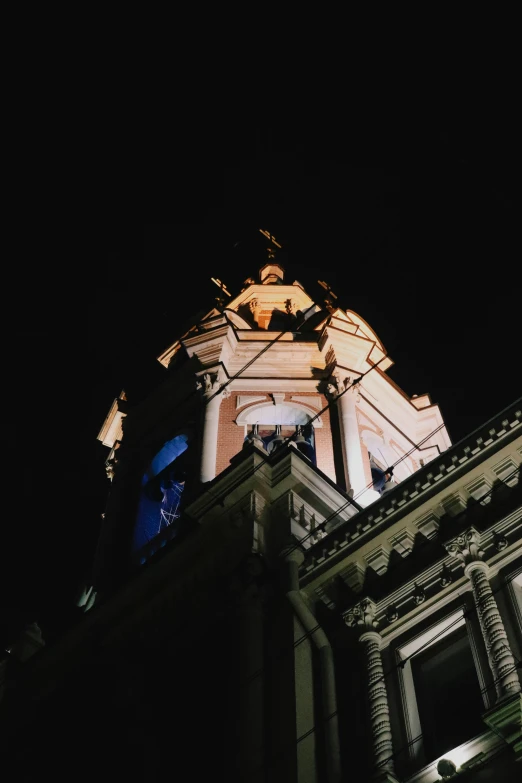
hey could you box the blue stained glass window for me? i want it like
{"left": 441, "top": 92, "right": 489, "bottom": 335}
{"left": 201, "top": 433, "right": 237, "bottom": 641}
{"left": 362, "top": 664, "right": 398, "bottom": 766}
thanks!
{"left": 133, "top": 434, "right": 189, "bottom": 553}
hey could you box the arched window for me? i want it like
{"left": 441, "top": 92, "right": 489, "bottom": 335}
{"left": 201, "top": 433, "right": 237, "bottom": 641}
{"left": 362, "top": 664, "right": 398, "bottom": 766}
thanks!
{"left": 238, "top": 402, "right": 321, "bottom": 465}
{"left": 133, "top": 432, "right": 191, "bottom": 556}
{"left": 361, "top": 430, "right": 411, "bottom": 494}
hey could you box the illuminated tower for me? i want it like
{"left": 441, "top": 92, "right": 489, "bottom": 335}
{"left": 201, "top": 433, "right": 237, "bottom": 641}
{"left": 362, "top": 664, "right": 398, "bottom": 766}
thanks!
{"left": 94, "top": 243, "right": 450, "bottom": 583}
{"left": 4, "top": 235, "right": 521, "bottom": 783}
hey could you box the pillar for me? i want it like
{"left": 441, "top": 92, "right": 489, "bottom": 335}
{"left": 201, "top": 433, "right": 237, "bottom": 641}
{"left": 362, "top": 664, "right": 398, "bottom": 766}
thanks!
{"left": 198, "top": 371, "right": 227, "bottom": 483}
{"left": 345, "top": 599, "right": 398, "bottom": 781}
{"left": 329, "top": 371, "right": 380, "bottom": 507}
{"left": 445, "top": 527, "right": 521, "bottom": 701}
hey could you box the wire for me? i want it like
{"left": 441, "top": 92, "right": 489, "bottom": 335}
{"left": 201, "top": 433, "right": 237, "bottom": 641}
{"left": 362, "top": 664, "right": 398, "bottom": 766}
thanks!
{"left": 353, "top": 423, "right": 446, "bottom": 502}
{"left": 198, "top": 356, "right": 389, "bottom": 514}
{"left": 106, "top": 284, "right": 521, "bottom": 767}
{"left": 237, "top": 469, "right": 520, "bottom": 691}
{"left": 262, "top": 417, "right": 450, "bottom": 561}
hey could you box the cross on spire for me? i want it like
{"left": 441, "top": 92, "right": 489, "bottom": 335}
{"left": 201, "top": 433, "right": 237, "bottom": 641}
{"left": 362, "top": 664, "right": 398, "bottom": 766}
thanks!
{"left": 259, "top": 229, "right": 282, "bottom": 261}
{"left": 211, "top": 277, "right": 232, "bottom": 308}
{"left": 318, "top": 279, "right": 338, "bottom": 311}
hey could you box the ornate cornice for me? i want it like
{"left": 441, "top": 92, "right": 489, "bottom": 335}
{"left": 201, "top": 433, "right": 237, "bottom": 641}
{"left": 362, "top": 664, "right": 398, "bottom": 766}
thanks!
{"left": 301, "top": 401, "right": 521, "bottom": 579}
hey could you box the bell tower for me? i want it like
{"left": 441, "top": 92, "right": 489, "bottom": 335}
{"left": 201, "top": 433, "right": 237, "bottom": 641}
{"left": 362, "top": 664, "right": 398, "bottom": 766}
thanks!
{"left": 95, "top": 239, "right": 450, "bottom": 587}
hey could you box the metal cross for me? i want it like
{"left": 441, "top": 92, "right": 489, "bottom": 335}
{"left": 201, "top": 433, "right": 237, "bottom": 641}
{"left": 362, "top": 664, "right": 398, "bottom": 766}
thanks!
{"left": 259, "top": 229, "right": 282, "bottom": 260}
{"left": 211, "top": 277, "right": 232, "bottom": 307}
{"left": 318, "top": 279, "right": 338, "bottom": 310}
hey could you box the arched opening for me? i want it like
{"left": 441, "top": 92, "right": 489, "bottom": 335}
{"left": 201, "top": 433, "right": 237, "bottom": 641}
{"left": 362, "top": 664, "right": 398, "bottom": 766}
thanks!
{"left": 238, "top": 403, "right": 320, "bottom": 464}
{"left": 133, "top": 432, "right": 192, "bottom": 555}
{"left": 361, "top": 430, "right": 410, "bottom": 494}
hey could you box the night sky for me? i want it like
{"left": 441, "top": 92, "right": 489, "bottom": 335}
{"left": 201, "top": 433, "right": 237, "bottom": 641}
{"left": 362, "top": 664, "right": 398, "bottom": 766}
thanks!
{"left": 6, "top": 157, "right": 520, "bottom": 647}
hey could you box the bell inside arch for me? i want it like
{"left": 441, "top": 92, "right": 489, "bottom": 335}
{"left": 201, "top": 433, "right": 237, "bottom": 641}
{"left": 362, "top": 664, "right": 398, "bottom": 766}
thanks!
{"left": 294, "top": 424, "right": 315, "bottom": 462}
{"left": 267, "top": 424, "right": 285, "bottom": 454}
{"left": 244, "top": 423, "right": 265, "bottom": 450}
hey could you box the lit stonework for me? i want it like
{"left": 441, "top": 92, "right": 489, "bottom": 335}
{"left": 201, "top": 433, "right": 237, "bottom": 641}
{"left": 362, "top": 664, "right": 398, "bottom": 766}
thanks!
{"left": 445, "top": 527, "right": 521, "bottom": 701}
{"left": 345, "top": 599, "right": 397, "bottom": 780}
{"left": 42, "top": 249, "right": 519, "bottom": 783}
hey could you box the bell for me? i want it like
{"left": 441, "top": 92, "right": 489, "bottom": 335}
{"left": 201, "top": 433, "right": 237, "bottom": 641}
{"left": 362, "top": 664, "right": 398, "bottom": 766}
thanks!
{"left": 243, "top": 423, "right": 266, "bottom": 451}
{"left": 267, "top": 425, "right": 285, "bottom": 454}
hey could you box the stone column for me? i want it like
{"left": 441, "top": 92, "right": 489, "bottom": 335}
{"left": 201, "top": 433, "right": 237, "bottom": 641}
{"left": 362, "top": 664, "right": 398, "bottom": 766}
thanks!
{"left": 345, "top": 599, "right": 397, "bottom": 781}
{"left": 445, "top": 527, "right": 521, "bottom": 701}
{"left": 198, "top": 371, "right": 228, "bottom": 483}
{"left": 329, "top": 371, "right": 380, "bottom": 507}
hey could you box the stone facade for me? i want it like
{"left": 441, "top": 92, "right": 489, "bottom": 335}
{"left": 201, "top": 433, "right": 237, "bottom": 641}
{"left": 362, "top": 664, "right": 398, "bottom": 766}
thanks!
{"left": 2, "top": 261, "right": 520, "bottom": 783}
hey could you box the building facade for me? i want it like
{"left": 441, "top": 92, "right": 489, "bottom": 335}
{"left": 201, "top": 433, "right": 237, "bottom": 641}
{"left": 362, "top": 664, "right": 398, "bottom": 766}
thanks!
{"left": 2, "top": 261, "right": 521, "bottom": 782}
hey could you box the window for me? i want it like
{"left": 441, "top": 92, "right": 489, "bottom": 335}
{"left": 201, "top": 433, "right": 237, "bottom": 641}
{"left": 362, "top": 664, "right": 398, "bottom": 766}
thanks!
{"left": 361, "top": 430, "right": 413, "bottom": 492}
{"left": 411, "top": 625, "right": 484, "bottom": 761}
{"left": 396, "top": 609, "right": 488, "bottom": 768}
{"left": 133, "top": 433, "right": 191, "bottom": 558}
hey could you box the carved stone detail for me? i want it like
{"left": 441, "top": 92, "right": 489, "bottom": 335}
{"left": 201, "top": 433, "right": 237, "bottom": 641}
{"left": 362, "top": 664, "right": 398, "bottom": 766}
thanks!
{"left": 198, "top": 370, "right": 230, "bottom": 401}
{"left": 444, "top": 526, "right": 484, "bottom": 567}
{"left": 333, "top": 369, "right": 360, "bottom": 397}
{"left": 445, "top": 527, "right": 520, "bottom": 700}
{"left": 285, "top": 298, "right": 297, "bottom": 315}
{"left": 494, "top": 533, "right": 508, "bottom": 552}
{"left": 345, "top": 598, "right": 378, "bottom": 632}
{"left": 412, "top": 583, "right": 426, "bottom": 605}
{"left": 440, "top": 563, "right": 453, "bottom": 587}
{"left": 467, "top": 565, "right": 521, "bottom": 699}
{"left": 345, "top": 599, "right": 395, "bottom": 774}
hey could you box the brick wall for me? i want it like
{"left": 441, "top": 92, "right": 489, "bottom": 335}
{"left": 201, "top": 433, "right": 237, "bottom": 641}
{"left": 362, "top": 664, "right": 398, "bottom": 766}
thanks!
{"left": 215, "top": 392, "right": 248, "bottom": 477}
{"left": 215, "top": 392, "right": 337, "bottom": 483}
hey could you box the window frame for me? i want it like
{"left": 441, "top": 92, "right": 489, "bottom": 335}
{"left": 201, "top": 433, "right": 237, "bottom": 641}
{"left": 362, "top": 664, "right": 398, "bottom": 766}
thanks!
{"left": 393, "top": 602, "right": 492, "bottom": 769}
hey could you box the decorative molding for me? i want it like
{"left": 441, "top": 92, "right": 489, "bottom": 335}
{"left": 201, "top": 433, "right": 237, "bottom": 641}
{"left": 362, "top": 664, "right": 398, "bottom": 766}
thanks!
{"left": 465, "top": 474, "right": 493, "bottom": 504}
{"left": 466, "top": 566, "right": 521, "bottom": 699}
{"left": 389, "top": 529, "right": 415, "bottom": 558}
{"left": 235, "top": 400, "right": 323, "bottom": 427}
{"left": 344, "top": 599, "right": 396, "bottom": 774}
{"left": 339, "top": 562, "right": 366, "bottom": 594}
{"left": 414, "top": 511, "right": 440, "bottom": 540}
{"left": 444, "top": 527, "right": 485, "bottom": 567}
{"left": 290, "top": 395, "right": 322, "bottom": 410}
{"left": 492, "top": 456, "right": 520, "bottom": 486}
{"left": 236, "top": 395, "right": 266, "bottom": 409}
{"left": 441, "top": 489, "right": 468, "bottom": 517}
{"left": 412, "top": 583, "right": 426, "bottom": 605}
{"left": 301, "top": 402, "right": 521, "bottom": 577}
{"left": 365, "top": 545, "right": 391, "bottom": 576}
{"left": 344, "top": 598, "right": 378, "bottom": 632}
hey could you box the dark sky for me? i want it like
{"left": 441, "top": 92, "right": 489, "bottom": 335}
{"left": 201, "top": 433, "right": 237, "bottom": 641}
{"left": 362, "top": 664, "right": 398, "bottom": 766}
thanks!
{"left": 6, "top": 156, "right": 520, "bottom": 646}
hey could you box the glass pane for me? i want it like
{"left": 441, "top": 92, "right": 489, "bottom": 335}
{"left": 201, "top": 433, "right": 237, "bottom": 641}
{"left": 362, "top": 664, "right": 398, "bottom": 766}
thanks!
{"left": 411, "top": 625, "right": 484, "bottom": 762}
